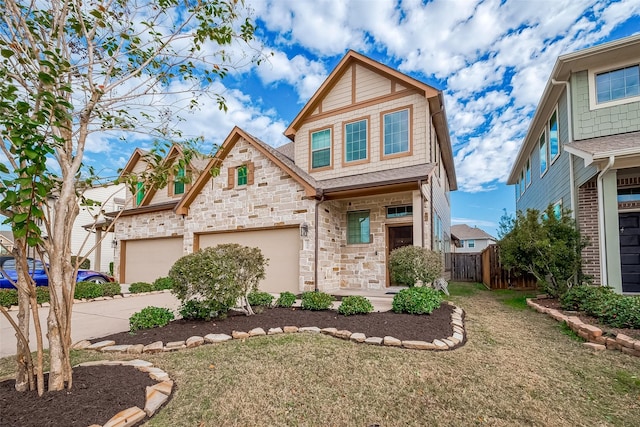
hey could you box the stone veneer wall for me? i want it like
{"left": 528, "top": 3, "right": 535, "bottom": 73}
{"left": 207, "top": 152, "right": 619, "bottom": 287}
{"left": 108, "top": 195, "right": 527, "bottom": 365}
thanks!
{"left": 577, "top": 179, "right": 601, "bottom": 284}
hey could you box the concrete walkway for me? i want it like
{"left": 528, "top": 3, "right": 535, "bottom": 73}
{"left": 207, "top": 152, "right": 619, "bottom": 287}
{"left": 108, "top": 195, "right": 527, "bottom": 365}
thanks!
{"left": 0, "top": 292, "right": 180, "bottom": 358}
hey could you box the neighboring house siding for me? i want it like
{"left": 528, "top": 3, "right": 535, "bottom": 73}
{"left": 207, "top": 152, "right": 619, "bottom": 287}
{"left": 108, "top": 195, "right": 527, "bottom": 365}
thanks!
{"left": 456, "top": 238, "right": 495, "bottom": 253}
{"left": 572, "top": 70, "right": 640, "bottom": 140}
{"left": 432, "top": 169, "right": 450, "bottom": 253}
{"left": 296, "top": 93, "right": 429, "bottom": 178}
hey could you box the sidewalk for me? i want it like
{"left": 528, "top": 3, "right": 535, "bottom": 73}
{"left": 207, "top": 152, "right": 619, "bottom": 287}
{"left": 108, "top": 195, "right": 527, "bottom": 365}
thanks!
{"left": 0, "top": 292, "right": 180, "bottom": 358}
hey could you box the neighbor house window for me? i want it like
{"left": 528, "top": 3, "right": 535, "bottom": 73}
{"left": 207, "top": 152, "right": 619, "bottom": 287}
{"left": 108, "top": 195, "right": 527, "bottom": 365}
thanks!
{"left": 347, "top": 210, "right": 370, "bottom": 244}
{"left": 467, "top": 240, "right": 475, "bottom": 248}
{"left": 135, "top": 182, "right": 144, "bottom": 206}
{"left": 549, "top": 110, "right": 559, "bottom": 161}
{"left": 539, "top": 131, "right": 548, "bottom": 175}
{"left": 237, "top": 165, "right": 248, "bottom": 186}
{"left": 520, "top": 171, "right": 525, "bottom": 196}
{"left": 345, "top": 119, "right": 368, "bottom": 163}
{"left": 387, "top": 205, "right": 413, "bottom": 218}
{"left": 311, "top": 128, "right": 331, "bottom": 169}
{"left": 596, "top": 65, "right": 640, "bottom": 104}
{"left": 553, "top": 201, "right": 562, "bottom": 219}
{"left": 383, "top": 109, "right": 409, "bottom": 156}
{"left": 173, "top": 167, "right": 185, "bottom": 195}
{"left": 618, "top": 188, "right": 640, "bottom": 202}
{"left": 525, "top": 158, "right": 531, "bottom": 187}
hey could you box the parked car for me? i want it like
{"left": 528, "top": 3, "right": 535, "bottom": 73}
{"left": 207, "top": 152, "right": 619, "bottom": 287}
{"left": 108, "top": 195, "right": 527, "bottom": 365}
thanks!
{"left": 0, "top": 256, "right": 113, "bottom": 289}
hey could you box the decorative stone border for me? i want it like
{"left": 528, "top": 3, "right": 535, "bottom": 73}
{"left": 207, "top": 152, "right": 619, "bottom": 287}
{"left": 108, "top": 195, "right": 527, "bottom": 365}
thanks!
{"left": 527, "top": 298, "right": 640, "bottom": 357}
{"left": 73, "top": 302, "right": 466, "bottom": 354}
{"left": 5, "top": 289, "right": 172, "bottom": 312}
{"left": 77, "top": 359, "right": 173, "bottom": 427}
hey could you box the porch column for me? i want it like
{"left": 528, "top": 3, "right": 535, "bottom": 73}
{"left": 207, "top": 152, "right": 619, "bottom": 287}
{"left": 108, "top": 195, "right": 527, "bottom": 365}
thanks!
{"left": 601, "top": 170, "right": 622, "bottom": 293}
{"left": 412, "top": 190, "right": 423, "bottom": 247}
{"left": 94, "top": 228, "right": 102, "bottom": 272}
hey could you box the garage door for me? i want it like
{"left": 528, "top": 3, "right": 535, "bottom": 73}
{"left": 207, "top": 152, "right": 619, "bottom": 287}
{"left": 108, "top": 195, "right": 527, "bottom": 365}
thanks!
{"left": 198, "top": 228, "right": 299, "bottom": 293}
{"left": 123, "top": 237, "right": 183, "bottom": 283}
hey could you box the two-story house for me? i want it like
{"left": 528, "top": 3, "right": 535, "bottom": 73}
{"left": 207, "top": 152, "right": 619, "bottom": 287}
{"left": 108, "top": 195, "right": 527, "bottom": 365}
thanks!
{"left": 451, "top": 224, "right": 496, "bottom": 254}
{"left": 114, "top": 50, "right": 457, "bottom": 293}
{"left": 507, "top": 34, "right": 640, "bottom": 294}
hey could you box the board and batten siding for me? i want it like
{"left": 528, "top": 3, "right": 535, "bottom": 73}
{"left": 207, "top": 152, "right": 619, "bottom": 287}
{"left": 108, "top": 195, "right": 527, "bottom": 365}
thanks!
{"left": 572, "top": 70, "right": 640, "bottom": 141}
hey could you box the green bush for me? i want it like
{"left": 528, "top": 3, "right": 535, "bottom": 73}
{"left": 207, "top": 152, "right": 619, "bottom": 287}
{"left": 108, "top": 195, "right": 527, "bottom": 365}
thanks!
{"left": 275, "top": 291, "right": 297, "bottom": 308}
{"left": 559, "top": 284, "right": 640, "bottom": 329}
{"left": 178, "top": 299, "right": 226, "bottom": 321}
{"left": 74, "top": 281, "right": 103, "bottom": 299}
{"left": 560, "top": 285, "right": 614, "bottom": 313}
{"left": 101, "top": 282, "right": 121, "bottom": 297}
{"left": 338, "top": 295, "right": 373, "bottom": 316}
{"left": 71, "top": 256, "right": 90, "bottom": 269}
{"left": 388, "top": 246, "right": 443, "bottom": 287}
{"left": 128, "top": 281, "right": 153, "bottom": 293}
{"left": 392, "top": 287, "right": 443, "bottom": 315}
{"left": 36, "top": 287, "right": 50, "bottom": 304}
{"left": 301, "top": 291, "right": 334, "bottom": 310}
{"left": 0, "top": 289, "right": 18, "bottom": 307}
{"left": 247, "top": 290, "right": 274, "bottom": 307}
{"left": 153, "top": 276, "right": 174, "bottom": 291}
{"left": 129, "top": 306, "right": 174, "bottom": 332}
{"left": 169, "top": 244, "right": 267, "bottom": 317}
{"left": 603, "top": 296, "right": 640, "bottom": 329}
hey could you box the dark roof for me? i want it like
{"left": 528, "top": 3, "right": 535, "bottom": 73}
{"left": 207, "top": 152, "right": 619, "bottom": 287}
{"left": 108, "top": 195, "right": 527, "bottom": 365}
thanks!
{"left": 275, "top": 142, "right": 295, "bottom": 160}
{"left": 318, "top": 164, "right": 435, "bottom": 193}
{"left": 565, "top": 131, "right": 640, "bottom": 165}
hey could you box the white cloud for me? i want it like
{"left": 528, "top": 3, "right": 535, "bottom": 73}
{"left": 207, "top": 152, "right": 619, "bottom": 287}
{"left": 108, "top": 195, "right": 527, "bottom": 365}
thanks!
{"left": 255, "top": 50, "right": 327, "bottom": 101}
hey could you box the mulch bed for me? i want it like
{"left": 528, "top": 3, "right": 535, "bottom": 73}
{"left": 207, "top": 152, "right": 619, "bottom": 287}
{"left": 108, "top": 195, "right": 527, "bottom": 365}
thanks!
{"left": 101, "top": 305, "right": 457, "bottom": 345}
{"left": 533, "top": 297, "right": 640, "bottom": 340}
{"left": 0, "top": 365, "right": 157, "bottom": 427}
{"left": 1, "top": 305, "right": 459, "bottom": 427}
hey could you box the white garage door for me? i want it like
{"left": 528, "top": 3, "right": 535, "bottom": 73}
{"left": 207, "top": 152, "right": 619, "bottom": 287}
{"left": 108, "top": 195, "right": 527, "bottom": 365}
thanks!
{"left": 123, "top": 237, "right": 183, "bottom": 283}
{"left": 198, "top": 228, "right": 300, "bottom": 293}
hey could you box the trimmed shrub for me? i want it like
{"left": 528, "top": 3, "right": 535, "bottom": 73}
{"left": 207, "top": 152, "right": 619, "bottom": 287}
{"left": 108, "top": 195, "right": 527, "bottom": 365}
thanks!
{"left": 559, "top": 284, "right": 640, "bottom": 329}
{"left": 74, "top": 281, "right": 103, "bottom": 299}
{"left": 0, "top": 289, "right": 18, "bottom": 307}
{"left": 560, "top": 285, "right": 614, "bottom": 313}
{"left": 389, "top": 246, "right": 443, "bottom": 287}
{"left": 179, "top": 299, "right": 226, "bottom": 321}
{"left": 338, "top": 295, "right": 373, "bottom": 316}
{"left": 247, "top": 290, "right": 274, "bottom": 307}
{"left": 275, "top": 291, "right": 296, "bottom": 308}
{"left": 101, "top": 282, "right": 121, "bottom": 297}
{"left": 153, "top": 276, "right": 174, "bottom": 291}
{"left": 128, "top": 281, "right": 153, "bottom": 294}
{"left": 129, "top": 306, "right": 174, "bottom": 332}
{"left": 392, "top": 287, "right": 443, "bottom": 315}
{"left": 301, "top": 291, "right": 334, "bottom": 311}
{"left": 169, "top": 244, "right": 267, "bottom": 317}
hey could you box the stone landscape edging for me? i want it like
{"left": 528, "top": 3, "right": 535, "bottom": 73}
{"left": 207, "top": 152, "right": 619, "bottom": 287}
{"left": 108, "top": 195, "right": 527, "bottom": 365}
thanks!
{"left": 72, "top": 302, "right": 467, "bottom": 354}
{"left": 77, "top": 359, "right": 173, "bottom": 427}
{"left": 526, "top": 298, "right": 640, "bottom": 357}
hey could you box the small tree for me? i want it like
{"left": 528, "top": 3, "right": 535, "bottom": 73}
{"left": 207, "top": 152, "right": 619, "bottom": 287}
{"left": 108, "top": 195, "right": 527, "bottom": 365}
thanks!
{"left": 169, "top": 243, "right": 267, "bottom": 317}
{"left": 498, "top": 205, "right": 589, "bottom": 297}
{"left": 388, "top": 246, "right": 443, "bottom": 286}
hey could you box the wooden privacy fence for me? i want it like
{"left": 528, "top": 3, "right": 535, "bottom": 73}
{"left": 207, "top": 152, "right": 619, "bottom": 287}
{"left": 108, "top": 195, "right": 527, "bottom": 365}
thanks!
{"left": 451, "top": 253, "right": 482, "bottom": 282}
{"left": 481, "top": 244, "right": 538, "bottom": 290}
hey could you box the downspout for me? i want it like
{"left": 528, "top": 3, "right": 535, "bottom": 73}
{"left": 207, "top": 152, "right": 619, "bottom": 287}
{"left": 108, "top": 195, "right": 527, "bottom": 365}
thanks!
{"left": 418, "top": 180, "right": 425, "bottom": 247}
{"left": 314, "top": 192, "right": 325, "bottom": 292}
{"left": 551, "top": 78, "right": 576, "bottom": 218}
{"left": 597, "top": 155, "right": 615, "bottom": 286}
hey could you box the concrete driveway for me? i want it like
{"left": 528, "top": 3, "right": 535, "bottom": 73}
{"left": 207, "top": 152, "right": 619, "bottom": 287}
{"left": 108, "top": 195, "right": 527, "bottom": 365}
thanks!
{"left": 0, "top": 292, "right": 180, "bottom": 358}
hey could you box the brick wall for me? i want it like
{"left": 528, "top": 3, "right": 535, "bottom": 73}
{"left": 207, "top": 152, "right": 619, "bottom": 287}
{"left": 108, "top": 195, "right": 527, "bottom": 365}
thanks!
{"left": 578, "top": 179, "right": 601, "bottom": 284}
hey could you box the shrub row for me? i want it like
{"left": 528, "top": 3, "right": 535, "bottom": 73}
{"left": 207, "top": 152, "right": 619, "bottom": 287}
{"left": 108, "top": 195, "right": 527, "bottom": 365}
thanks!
{"left": 392, "top": 287, "right": 443, "bottom": 315}
{"left": 128, "top": 276, "right": 175, "bottom": 294}
{"left": 560, "top": 285, "right": 640, "bottom": 329}
{"left": 0, "top": 282, "right": 122, "bottom": 307}
{"left": 337, "top": 295, "right": 373, "bottom": 316}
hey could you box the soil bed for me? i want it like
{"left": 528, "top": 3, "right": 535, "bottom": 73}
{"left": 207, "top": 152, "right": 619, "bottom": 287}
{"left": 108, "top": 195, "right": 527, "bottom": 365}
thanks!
{"left": 101, "top": 305, "right": 457, "bottom": 345}
{"left": 0, "top": 365, "right": 157, "bottom": 427}
{"left": 533, "top": 297, "right": 640, "bottom": 340}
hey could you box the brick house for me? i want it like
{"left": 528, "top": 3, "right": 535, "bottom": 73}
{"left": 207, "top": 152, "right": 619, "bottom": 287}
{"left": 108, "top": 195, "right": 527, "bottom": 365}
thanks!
{"left": 114, "top": 50, "right": 457, "bottom": 293}
{"left": 507, "top": 34, "right": 640, "bottom": 294}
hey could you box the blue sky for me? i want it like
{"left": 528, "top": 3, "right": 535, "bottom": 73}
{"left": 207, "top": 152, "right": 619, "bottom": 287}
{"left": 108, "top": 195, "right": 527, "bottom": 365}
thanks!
{"left": 6, "top": 0, "right": 640, "bottom": 235}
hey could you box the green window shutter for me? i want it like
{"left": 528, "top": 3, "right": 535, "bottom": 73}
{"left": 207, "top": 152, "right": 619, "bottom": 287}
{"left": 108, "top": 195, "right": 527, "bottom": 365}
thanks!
{"left": 174, "top": 167, "right": 185, "bottom": 195}
{"left": 136, "top": 182, "right": 144, "bottom": 206}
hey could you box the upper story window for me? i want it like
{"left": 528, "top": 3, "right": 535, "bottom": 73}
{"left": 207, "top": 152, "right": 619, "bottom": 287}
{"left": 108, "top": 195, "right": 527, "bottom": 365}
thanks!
{"left": 135, "top": 182, "right": 144, "bottom": 206}
{"left": 237, "top": 165, "right": 248, "bottom": 186}
{"left": 539, "top": 130, "right": 548, "bottom": 176}
{"left": 311, "top": 128, "right": 332, "bottom": 169}
{"left": 345, "top": 119, "right": 368, "bottom": 163}
{"left": 173, "top": 167, "right": 185, "bottom": 195}
{"left": 596, "top": 65, "right": 640, "bottom": 104}
{"left": 549, "top": 110, "right": 559, "bottom": 161}
{"left": 525, "top": 158, "right": 531, "bottom": 187}
{"left": 467, "top": 240, "right": 475, "bottom": 248}
{"left": 387, "top": 205, "right": 413, "bottom": 218}
{"left": 382, "top": 108, "right": 410, "bottom": 157}
{"left": 347, "top": 210, "right": 371, "bottom": 244}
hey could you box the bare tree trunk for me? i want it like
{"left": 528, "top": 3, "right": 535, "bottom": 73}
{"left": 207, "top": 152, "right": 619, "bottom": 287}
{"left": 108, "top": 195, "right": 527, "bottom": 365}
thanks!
{"left": 15, "top": 287, "right": 32, "bottom": 392}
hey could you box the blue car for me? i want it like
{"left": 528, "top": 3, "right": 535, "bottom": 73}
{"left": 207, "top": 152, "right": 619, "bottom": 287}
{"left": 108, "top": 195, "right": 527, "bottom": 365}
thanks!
{"left": 0, "top": 256, "right": 113, "bottom": 289}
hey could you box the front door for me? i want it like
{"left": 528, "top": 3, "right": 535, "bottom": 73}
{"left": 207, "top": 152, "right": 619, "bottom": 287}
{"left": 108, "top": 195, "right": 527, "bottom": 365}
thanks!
{"left": 387, "top": 225, "right": 413, "bottom": 286}
{"left": 619, "top": 212, "right": 640, "bottom": 293}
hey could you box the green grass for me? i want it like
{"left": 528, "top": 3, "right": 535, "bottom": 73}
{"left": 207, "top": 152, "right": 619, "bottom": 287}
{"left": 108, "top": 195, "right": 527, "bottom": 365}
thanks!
{"left": 446, "top": 281, "right": 486, "bottom": 297}
{"left": 558, "top": 321, "right": 586, "bottom": 342}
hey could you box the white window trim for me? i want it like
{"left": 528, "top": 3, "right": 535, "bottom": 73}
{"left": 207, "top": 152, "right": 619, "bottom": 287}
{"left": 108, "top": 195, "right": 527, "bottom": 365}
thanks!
{"left": 588, "top": 59, "right": 640, "bottom": 111}
{"left": 539, "top": 129, "right": 548, "bottom": 178}
{"left": 525, "top": 156, "right": 532, "bottom": 188}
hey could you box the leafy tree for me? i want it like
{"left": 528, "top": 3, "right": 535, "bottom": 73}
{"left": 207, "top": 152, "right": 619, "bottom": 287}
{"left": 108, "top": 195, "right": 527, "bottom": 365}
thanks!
{"left": 0, "top": 0, "right": 259, "bottom": 394}
{"left": 498, "top": 205, "right": 589, "bottom": 298}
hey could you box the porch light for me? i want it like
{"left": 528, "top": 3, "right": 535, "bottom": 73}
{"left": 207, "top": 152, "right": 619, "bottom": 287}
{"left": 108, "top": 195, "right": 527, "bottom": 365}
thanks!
{"left": 111, "top": 239, "right": 118, "bottom": 248}
{"left": 300, "top": 222, "right": 309, "bottom": 237}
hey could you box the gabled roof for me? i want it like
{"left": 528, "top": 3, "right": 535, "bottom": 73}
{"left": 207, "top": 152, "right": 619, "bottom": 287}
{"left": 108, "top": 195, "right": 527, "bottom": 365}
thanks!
{"left": 451, "top": 224, "right": 496, "bottom": 241}
{"left": 508, "top": 34, "right": 640, "bottom": 184}
{"left": 137, "top": 144, "right": 184, "bottom": 206}
{"left": 119, "top": 148, "right": 149, "bottom": 176}
{"left": 175, "top": 127, "right": 318, "bottom": 216}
